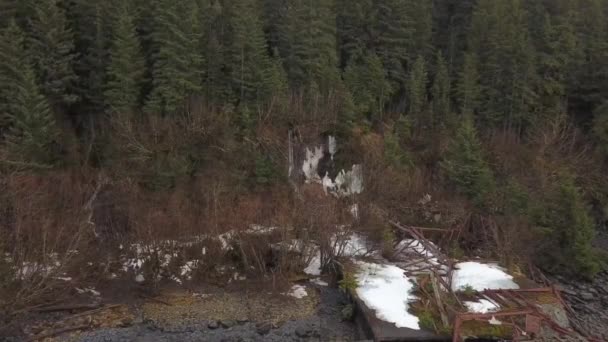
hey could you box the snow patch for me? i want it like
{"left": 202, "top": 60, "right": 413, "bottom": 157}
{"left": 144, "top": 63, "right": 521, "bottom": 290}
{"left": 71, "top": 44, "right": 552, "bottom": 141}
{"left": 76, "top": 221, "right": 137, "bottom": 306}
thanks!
{"left": 285, "top": 285, "right": 308, "bottom": 299}
{"left": 304, "top": 253, "right": 322, "bottom": 276}
{"left": 303, "top": 233, "right": 370, "bottom": 276}
{"left": 355, "top": 261, "right": 420, "bottom": 330}
{"left": 489, "top": 316, "right": 502, "bottom": 325}
{"left": 76, "top": 287, "right": 100, "bottom": 296}
{"left": 310, "top": 278, "right": 328, "bottom": 286}
{"left": 452, "top": 262, "right": 519, "bottom": 292}
{"left": 464, "top": 299, "right": 499, "bottom": 313}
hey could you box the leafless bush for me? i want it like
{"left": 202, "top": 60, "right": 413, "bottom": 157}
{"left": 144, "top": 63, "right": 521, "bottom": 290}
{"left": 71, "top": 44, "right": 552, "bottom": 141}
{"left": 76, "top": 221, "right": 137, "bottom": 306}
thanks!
{"left": 0, "top": 170, "right": 98, "bottom": 319}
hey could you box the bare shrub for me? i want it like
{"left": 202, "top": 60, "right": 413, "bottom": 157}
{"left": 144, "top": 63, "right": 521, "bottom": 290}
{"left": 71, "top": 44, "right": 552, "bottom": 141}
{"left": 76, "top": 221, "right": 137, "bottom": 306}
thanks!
{"left": 0, "top": 170, "right": 97, "bottom": 320}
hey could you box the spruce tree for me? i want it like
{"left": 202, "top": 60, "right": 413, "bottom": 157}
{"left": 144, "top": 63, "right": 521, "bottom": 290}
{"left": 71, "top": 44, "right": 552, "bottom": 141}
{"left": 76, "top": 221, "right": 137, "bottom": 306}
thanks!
{"left": 223, "top": 0, "right": 286, "bottom": 106}
{"left": 457, "top": 53, "right": 481, "bottom": 117}
{"left": 0, "top": 22, "right": 60, "bottom": 167}
{"left": 343, "top": 52, "right": 392, "bottom": 121}
{"left": 28, "top": 0, "right": 79, "bottom": 108}
{"left": 200, "top": 0, "right": 231, "bottom": 104}
{"left": 279, "top": 0, "right": 340, "bottom": 93}
{"left": 537, "top": 11, "right": 579, "bottom": 113}
{"left": 407, "top": 55, "right": 428, "bottom": 119}
{"left": 574, "top": 0, "right": 608, "bottom": 107}
{"left": 104, "top": 4, "right": 145, "bottom": 114}
{"left": 5, "top": 67, "right": 60, "bottom": 167}
{"left": 406, "top": 0, "right": 433, "bottom": 61}
{"left": 0, "top": 21, "right": 25, "bottom": 133}
{"left": 535, "top": 174, "right": 600, "bottom": 279}
{"left": 468, "top": 0, "right": 538, "bottom": 131}
{"left": 431, "top": 52, "right": 451, "bottom": 127}
{"left": 0, "top": 0, "right": 34, "bottom": 28}
{"left": 375, "top": 0, "right": 412, "bottom": 88}
{"left": 145, "top": 0, "right": 203, "bottom": 115}
{"left": 441, "top": 117, "right": 494, "bottom": 205}
{"left": 69, "top": 0, "right": 113, "bottom": 112}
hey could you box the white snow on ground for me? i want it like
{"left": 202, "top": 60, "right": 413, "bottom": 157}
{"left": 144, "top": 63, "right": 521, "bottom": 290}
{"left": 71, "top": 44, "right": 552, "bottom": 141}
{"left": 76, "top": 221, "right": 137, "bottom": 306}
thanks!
{"left": 303, "top": 233, "right": 370, "bottom": 276}
{"left": 464, "top": 299, "right": 499, "bottom": 313}
{"left": 489, "top": 316, "right": 502, "bottom": 325}
{"left": 304, "top": 254, "right": 322, "bottom": 276}
{"left": 355, "top": 261, "right": 420, "bottom": 330}
{"left": 285, "top": 285, "right": 308, "bottom": 299}
{"left": 76, "top": 287, "right": 101, "bottom": 296}
{"left": 395, "top": 239, "right": 438, "bottom": 265}
{"left": 310, "top": 278, "right": 328, "bottom": 286}
{"left": 451, "top": 262, "right": 519, "bottom": 292}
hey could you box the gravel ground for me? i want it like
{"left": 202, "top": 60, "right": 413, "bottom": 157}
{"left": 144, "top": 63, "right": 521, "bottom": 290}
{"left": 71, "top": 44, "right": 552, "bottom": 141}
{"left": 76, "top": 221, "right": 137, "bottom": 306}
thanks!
{"left": 64, "top": 286, "right": 358, "bottom": 342}
{"left": 550, "top": 271, "right": 608, "bottom": 340}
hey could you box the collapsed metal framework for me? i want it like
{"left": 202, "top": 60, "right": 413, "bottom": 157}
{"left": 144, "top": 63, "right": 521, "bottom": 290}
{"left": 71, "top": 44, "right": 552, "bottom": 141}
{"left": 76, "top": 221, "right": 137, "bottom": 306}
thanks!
{"left": 388, "top": 220, "right": 603, "bottom": 342}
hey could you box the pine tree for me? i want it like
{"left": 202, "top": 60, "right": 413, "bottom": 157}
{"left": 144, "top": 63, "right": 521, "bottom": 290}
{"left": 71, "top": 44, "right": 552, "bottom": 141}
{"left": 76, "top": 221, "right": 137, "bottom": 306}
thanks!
{"left": 5, "top": 68, "right": 61, "bottom": 167}
{"left": 279, "top": 0, "right": 340, "bottom": 93}
{"left": 28, "top": 0, "right": 79, "bottom": 108}
{"left": 0, "top": 22, "right": 60, "bottom": 167}
{"left": 375, "top": 0, "right": 412, "bottom": 88}
{"left": 432, "top": 0, "right": 476, "bottom": 73}
{"left": 431, "top": 52, "right": 451, "bottom": 127}
{"left": 145, "top": 0, "right": 203, "bottom": 115}
{"left": 200, "top": 0, "right": 231, "bottom": 104}
{"left": 343, "top": 52, "right": 392, "bottom": 121}
{"left": 104, "top": 3, "right": 145, "bottom": 114}
{"left": 0, "top": 21, "right": 26, "bottom": 134}
{"left": 69, "top": 0, "right": 113, "bottom": 112}
{"left": 441, "top": 117, "right": 494, "bottom": 205}
{"left": 407, "top": 55, "right": 428, "bottom": 119}
{"left": 535, "top": 174, "right": 600, "bottom": 279}
{"left": 468, "top": 0, "right": 538, "bottom": 132}
{"left": 0, "top": 0, "right": 34, "bottom": 28}
{"left": 406, "top": 0, "right": 433, "bottom": 61}
{"left": 223, "top": 0, "right": 287, "bottom": 106}
{"left": 457, "top": 53, "right": 481, "bottom": 117}
{"left": 0, "top": 0, "right": 18, "bottom": 28}
{"left": 573, "top": 0, "right": 608, "bottom": 108}
{"left": 536, "top": 11, "right": 580, "bottom": 114}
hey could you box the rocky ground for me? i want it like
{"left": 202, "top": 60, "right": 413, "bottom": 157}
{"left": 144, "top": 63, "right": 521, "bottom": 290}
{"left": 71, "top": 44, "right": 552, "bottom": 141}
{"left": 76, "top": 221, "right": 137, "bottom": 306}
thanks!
{"left": 38, "top": 283, "right": 359, "bottom": 342}
{"left": 552, "top": 271, "right": 608, "bottom": 341}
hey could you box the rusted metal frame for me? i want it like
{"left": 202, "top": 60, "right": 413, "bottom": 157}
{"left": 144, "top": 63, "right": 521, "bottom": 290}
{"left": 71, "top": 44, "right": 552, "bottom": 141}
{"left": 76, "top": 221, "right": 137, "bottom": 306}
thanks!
{"left": 457, "top": 309, "right": 535, "bottom": 320}
{"left": 453, "top": 310, "right": 534, "bottom": 342}
{"left": 481, "top": 290, "right": 511, "bottom": 308}
{"left": 484, "top": 288, "right": 593, "bottom": 340}
{"left": 390, "top": 221, "right": 449, "bottom": 266}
